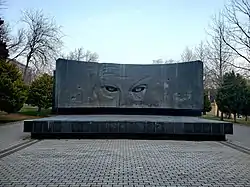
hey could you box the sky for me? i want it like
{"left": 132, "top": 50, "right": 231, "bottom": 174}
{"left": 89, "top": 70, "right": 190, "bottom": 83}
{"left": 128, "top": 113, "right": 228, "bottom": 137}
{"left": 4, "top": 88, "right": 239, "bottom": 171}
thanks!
{"left": 2, "top": 0, "right": 226, "bottom": 64}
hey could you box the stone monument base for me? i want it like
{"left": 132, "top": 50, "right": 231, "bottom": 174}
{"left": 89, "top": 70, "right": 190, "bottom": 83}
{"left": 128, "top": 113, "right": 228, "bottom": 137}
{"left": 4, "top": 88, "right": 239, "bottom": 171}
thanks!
{"left": 24, "top": 115, "right": 233, "bottom": 141}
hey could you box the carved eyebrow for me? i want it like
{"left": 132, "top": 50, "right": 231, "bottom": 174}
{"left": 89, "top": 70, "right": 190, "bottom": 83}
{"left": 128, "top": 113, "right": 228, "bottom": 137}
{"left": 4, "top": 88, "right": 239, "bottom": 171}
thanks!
{"left": 101, "top": 84, "right": 119, "bottom": 89}
{"left": 99, "top": 65, "right": 126, "bottom": 78}
{"left": 129, "top": 76, "right": 150, "bottom": 90}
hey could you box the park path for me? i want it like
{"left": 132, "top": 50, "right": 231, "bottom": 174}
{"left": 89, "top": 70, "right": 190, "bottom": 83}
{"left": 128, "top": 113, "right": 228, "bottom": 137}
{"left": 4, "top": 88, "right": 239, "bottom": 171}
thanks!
{"left": 227, "top": 123, "right": 250, "bottom": 149}
{"left": 0, "top": 121, "right": 30, "bottom": 150}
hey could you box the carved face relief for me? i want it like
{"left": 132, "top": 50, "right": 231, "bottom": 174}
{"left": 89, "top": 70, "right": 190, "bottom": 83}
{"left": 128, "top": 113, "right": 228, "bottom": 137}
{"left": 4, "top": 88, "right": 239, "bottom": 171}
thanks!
{"left": 58, "top": 61, "right": 201, "bottom": 109}
{"left": 90, "top": 65, "right": 162, "bottom": 107}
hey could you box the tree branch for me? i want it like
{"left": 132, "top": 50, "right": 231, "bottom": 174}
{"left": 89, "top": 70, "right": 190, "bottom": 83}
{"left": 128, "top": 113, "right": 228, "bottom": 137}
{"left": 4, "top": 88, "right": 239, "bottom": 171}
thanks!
{"left": 222, "top": 35, "right": 250, "bottom": 64}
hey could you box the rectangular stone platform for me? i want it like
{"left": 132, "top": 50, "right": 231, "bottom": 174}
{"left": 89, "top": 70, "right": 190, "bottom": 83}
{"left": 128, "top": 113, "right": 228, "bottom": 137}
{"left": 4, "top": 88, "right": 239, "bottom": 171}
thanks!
{"left": 24, "top": 115, "right": 233, "bottom": 136}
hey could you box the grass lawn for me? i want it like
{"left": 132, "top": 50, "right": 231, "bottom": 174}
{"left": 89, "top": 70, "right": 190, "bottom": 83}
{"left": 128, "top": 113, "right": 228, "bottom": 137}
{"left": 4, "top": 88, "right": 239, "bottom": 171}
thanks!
{"left": 202, "top": 114, "right": 250, "bottom": 126}
{"left": 19, "top": 105, "right": 51, "bottom": 116}
{"left": 0, "top": 105, "right": 52, "bottom": 124}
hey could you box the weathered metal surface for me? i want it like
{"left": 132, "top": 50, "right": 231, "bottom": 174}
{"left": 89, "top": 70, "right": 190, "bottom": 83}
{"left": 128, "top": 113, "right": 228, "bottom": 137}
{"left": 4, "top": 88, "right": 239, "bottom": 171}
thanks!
{"left": 55, "top": 59, "right": 203, "bottom": 109}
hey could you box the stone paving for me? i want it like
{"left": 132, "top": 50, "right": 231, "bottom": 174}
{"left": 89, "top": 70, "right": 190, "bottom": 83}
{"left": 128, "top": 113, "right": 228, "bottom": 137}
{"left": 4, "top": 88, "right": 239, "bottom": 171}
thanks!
{"left": 0, "top": 121, "right": 29, "bottom": 150}
{"left": 227, "top": 124, "right": 250, "bottom": 149}
{"left": 1, "top": 140, "right": 250, "bottom": 187}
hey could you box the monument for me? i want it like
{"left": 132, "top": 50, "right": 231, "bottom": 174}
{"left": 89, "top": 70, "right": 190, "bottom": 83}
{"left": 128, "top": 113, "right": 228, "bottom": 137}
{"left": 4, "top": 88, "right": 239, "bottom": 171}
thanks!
{"left": 24, "top": 59, "right": 233, "bottom": 140}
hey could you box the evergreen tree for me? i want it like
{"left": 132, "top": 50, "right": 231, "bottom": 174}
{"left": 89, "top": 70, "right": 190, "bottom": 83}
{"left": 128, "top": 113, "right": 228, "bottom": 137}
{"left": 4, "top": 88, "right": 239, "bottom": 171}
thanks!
{"left": 240, "top": 86, "right": 250, "bottom": 121}
{"left": 0, "top": 19, "right": 27, "bottom": 113}
{"left": 203, "top": 92, "right": 212, "bottom": 115}
{"left": 216, "top": 71, "right": 247, "bottom": 122}
{"left": 28, "top": 73, "right": 53, "bottom": 113}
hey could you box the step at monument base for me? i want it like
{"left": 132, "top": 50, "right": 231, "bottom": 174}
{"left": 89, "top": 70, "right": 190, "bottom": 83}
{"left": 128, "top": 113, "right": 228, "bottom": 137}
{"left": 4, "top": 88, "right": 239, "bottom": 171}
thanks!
{"left": 24, "top": 115, "right": 233, "bottom": 140}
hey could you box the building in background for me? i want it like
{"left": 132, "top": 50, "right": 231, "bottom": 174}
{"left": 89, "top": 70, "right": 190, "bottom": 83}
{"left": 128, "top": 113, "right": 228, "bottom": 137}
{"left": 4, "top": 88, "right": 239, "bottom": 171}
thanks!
{"left": 7, "top": 59, "right": 35, "bottom": 84}
{"left": 207, "top": 89, "right": 218, "bottom": 116}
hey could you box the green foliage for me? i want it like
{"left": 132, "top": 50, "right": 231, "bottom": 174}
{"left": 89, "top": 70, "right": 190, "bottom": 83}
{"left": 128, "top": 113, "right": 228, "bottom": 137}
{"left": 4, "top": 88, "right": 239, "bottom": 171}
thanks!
{"left": 28, "top": 73, "right": 53, "bottom": 111}
{"left": 216, "top": 71, "right": 247, "bottom": 121}
{"left": 0, "top": 60, "right": 27, "bottom": 113}
{"left": 0, "top": 19, "right": 9, "bottom": 60}
{"left": 240, "top": 86, "right": 250, "bottom": 119}
{"left": 203, "top": 92, "right": 212, "bottom": 114}
{"left": 0, "top": 19, "right": 27, "bottom": 113}
{"left": 19, "top": 105, "right": 51, "bottom": 117}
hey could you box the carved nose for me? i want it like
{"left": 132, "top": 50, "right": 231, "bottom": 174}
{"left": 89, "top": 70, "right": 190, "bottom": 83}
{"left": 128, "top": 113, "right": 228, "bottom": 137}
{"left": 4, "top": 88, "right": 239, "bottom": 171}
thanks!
{"left": 118, "top": 91, "right": 128, "bottom": 106}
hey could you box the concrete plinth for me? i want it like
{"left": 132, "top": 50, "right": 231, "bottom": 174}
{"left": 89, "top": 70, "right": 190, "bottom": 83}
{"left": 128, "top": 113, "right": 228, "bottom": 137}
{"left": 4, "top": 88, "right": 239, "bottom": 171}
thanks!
{"left": 24, "top": 115, "right": 233, "bottom": 140}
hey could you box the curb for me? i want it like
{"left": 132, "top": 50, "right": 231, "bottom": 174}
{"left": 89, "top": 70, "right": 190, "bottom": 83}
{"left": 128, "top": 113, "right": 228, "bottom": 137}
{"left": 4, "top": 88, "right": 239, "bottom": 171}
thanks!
{"left": 0, "top": 138, "right": 31, "bottom": 154}
{"left": 0, "top": 139, "right": 40, "bottom": 158}
{"left": 220, "top": 141, "right": 250, "bottom": 155}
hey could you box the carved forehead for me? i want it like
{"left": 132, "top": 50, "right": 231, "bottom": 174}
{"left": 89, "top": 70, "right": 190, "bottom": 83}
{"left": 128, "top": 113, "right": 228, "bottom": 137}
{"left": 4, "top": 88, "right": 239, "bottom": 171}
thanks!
{"left": 98, "top": 64, "right": 157, "bottom": 79}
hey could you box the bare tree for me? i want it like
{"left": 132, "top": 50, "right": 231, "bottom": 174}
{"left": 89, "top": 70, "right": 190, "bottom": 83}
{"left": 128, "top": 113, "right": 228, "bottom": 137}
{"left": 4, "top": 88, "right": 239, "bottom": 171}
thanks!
{"left": 152, "top": 59, "right": 164, "bottom": 64}
{"left": 12, "top": 10, "right": 63, "bottom": 80}
{"left": 207, "top": 13, "right": 235, "bottom": 118}
{"left": 195, "top": 41, "right": 208, "bottom": 62}
{"left": 1, "top": 22, "right": 26, "bottom": 58}
{"left": 181, "top": 46, "right": 197, "bottom": 61}
{"left": 0, "top": 19, "right": 9, "bottom": 60}
{"left": 0, "top": 0, "right": 4, "bottom": 6}
{"left": 0, "top": 19, "right": 23, "bottom": 61}
{"left": 64, "top": 47, "right": 99, "bottom": 62}
{"left": 0, "top": 18, "right": 6, "bottom": 42}
{"left": 207, "top": 13, "right": 233, "bottom": 88}
{"left": 195, "top": 41, "right": 214, "bottom": 89}
{"left": 152, "top": 58, "right": 177, "bottom": 64}
{"left": 0, "top": 0, "right": 6, "bottom": 11}
{"left": 0, "top": 1, "right": 26, "bottom": 58}
{"left": 222, "top": 0, "right": 250, "bottom": 67}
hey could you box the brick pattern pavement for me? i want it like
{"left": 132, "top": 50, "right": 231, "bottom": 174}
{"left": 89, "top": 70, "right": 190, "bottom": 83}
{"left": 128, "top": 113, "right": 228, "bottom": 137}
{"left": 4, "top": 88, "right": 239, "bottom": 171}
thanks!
{"left": 0, "top": 140, "right": 250, "bottom": 187}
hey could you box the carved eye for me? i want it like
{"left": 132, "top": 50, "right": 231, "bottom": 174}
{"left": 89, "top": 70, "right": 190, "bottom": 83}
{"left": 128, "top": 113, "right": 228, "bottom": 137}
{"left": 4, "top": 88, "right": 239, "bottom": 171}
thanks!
{"left": 131, "top": 84, "right": 147, "bottom": 93}
{"left": 104, "top": 85, "right": 119, "bottom": 92}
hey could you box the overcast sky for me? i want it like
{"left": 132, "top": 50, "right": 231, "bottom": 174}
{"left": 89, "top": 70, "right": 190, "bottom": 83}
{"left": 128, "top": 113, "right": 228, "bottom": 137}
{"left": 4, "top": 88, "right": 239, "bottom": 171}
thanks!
{"left": 3, "top": 0, "right": 226, "bottom": 64}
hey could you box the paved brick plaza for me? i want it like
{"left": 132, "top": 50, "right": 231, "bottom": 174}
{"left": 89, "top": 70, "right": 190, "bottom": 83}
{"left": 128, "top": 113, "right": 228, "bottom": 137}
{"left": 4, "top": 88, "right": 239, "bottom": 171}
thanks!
{"left": 0, "top": 140, "right": 250, "bottom": 187}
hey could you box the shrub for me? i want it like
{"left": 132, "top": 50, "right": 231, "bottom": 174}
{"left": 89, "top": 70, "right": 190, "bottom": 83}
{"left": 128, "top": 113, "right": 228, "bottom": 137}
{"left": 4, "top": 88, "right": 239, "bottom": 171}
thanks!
{"left": 28, "top": 73, "right": 53, "bottom": 112}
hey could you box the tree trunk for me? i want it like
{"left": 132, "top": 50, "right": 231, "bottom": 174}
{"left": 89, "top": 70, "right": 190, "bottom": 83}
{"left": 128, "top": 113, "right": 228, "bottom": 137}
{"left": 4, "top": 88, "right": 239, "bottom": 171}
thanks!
{"left": 233, "top": 113, "right": 237, "bottom": 123}
{"left": 220, "top": 112, "right": 224, "bottom": 121}
{"left": 216, "top": 109, "right": 219, "bottom": 117}
{"left": 23, "top": 52, "right": 32, "bottom": 82}
{"left": 203, "top": 111, "right": 206, "bottom": 115}
{"left": 245, "top": 115, "right": 248, "bottom": 121}
{"left": 237, "top": 113, "right": 240, "bottom": 118}
{"left": 37, "top": 106, "right": 41, "bottom": 115}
